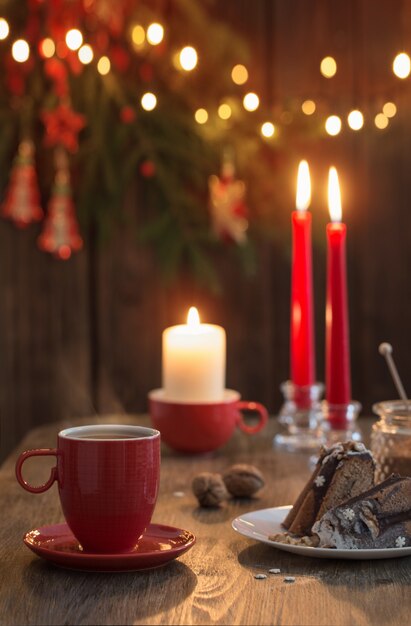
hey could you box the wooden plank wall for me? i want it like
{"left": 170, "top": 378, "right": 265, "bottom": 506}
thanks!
{"left": 1, "top": 0, "right": 411, "bottom": 461}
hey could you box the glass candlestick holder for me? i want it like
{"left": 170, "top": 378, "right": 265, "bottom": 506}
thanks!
{"left": 321, "top": 400, "right": 362, "bottom": 445}
{"left": 274, "top": 380, "right": 325, "bottom": 450}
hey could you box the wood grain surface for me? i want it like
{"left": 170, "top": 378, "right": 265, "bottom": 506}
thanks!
{"left": 2, "top": 1, "right": 411, "bottom": 465}
{"left": 1, "top": 415, "right": 410, "bottom": 626}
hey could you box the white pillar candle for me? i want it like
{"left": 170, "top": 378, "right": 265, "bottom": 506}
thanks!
{"left": 162, "top": 307, "right": 226, "bottom": 402}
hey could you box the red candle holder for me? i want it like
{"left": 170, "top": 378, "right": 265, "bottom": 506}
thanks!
{"left": 321, "top": 400, "right": 362, "bottom": 444}
{"left": 274, "top": 380, "right": 325, "bottom": 450}
{"left": 148, "top": 389, "right": 268, "bottom": 454}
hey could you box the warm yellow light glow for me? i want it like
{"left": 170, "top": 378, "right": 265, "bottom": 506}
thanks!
{"left": 320, "top": 56, "right": 337, "bottom": 78}
{"left": 302, "top": 99, "right": 316, "bottom": 115}
{"left": 40, "top": 38, "right": 55, "bottom": 58}
{"left": 97, "top": 56, "right": 111, "bottom": 75}
{"left": 12, "top": 39, "right": 30, "bottom": 63}
{"left": 141, "top": 92, "right": 157, "bottom": 111}
{"left": 383, "top": 102, "right": 397, "bottom": 118}
{"left": 243, "top": 92, "right": 259, "bottom": 111}
{"left": 296, "top": 160, "right": 311, "bottom": 211}
{"left": 347, "top": 110, "right": 364, "bottom": 130}
{"left": 261, "top": 122, "right": 275, "bottom": 138}
{"left": 0, "top": 18, "right": 9, "bottom": 40}
{"left": 187, "top": 306, "right": 200, "bottom": 327}
{"left": 231, "top": 64, "right": 248, "bottom": 85}
{"left": 147, "top": 23, "right": 164, "bottom": 45}
{"left": 179, "top": 46, "right": 197, "bottom": 71}
{"left": 65, "top": 29, "right": 83, "bottom": 51}
{"left": 194, "top": 108, "right": 208, "bottom": 124}
{"left": 132, "top": 24, "right": 145, "bottom": 46}
{"left": 328, "top": 167, "right": 342, "bottom": 222}
{"left": 218, "top": 103, "right": 232, "bottom": 120}
{"left": 375, "top": 113, "right": 389, "bottom": 129}
{"left": 393, "top": 52, "right": 411, "bottom": 78}
{"left": 78, "top": 44, "right": 93, "bottom": 64}
{"left": 325, "top": 115, "right": 342, "bottom": 136}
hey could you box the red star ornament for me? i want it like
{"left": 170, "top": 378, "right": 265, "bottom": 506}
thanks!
{"left": 42, "top": 104, "right": 86, "bottom": 153}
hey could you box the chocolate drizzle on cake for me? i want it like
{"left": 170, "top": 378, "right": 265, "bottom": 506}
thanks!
{"left": 312, "top": 475, "right": 411, "bottom": 549}
{"left": 282, "top": 441, "right": 376, "bottom": 536}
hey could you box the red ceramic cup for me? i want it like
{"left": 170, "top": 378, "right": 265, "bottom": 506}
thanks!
{"left": 148, "top": 389, "right": 268, "bottom": 453}
{"left": 15, "top": 425, "right": 161, "bottom": 553}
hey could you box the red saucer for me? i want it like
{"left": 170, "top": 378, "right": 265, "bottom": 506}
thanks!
{"left": 23, "top": 523, "right": 196, "bottom": 572}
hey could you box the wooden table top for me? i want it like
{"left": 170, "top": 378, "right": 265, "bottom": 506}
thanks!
{"left": 1, "top": 415, "right": 410, "bottom": 626}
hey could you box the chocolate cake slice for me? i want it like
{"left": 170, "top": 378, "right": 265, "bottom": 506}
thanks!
{"left": 312, "top": 475, "right": 411, "bottom": 549}
{"left": 283, "top": 441, "right": 375, "bottom": 536}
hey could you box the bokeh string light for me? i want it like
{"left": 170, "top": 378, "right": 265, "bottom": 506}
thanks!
{"left": 0, "top": 12, "right": 405, "bottom": 140}
{"left": 325, "top": 115, "right": 342, "bottom": 136}
{"left": 320, "top": 56, "right": 337, "bottom": 78}
{"left": 347, "top": 110, "right": 364, "bottom": 130}
{"left": 382, "top": 102, "right": 397, "bottom": 117}
{"left": 141, "top": 92, "right": 157, "bottom": 111}
{"left": 78, "top": 44, "right": 93, "bottom": 64}
{"left": 301, "top": 100, "right": 316, "bottom": 115}
{"left": 65, "top": 29, "right": 83, "bottom": 51}
{"left": 194, "top": 108, "right": 208, "bottom": 124}
{"left": 231, "top": 64, "right": 248, "bottom": 85}
{"left": 97, "top": 56, "right": 111, "bottom": 75}
{"left": 375, "top": 113, "right": 389, "bottom": 129}
{"left": 179, "top": 46, "right": 198, "bottom": 71}
{"left": 261, "top": 122, "right": 275, "bottom": 138}
{"left": 40, "top": 38, "right": 55, "bottom": 58}
{"left": 0, "top": 17, "right": 9, "bottom": 40}
{"left": 218, "top": 103, "right": 232, "bottom": 120}
{"left": 132, "top": 24, "right": 145, "bottom": 46}
{"left": 12, "top": 39, "right": 30, "bottom": 62}
{"left": 146, "top": 23, "right": 164, "bottom": 45}
{"left": 393, "top": 52, "right": 411, "bottom": 79}
{"left": 243, "top": 92, "right": 259, "bottom": 111}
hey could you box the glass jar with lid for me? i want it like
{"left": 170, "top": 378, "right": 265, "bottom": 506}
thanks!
{"left": 371, "top": 401, "right": 411, "bottom": 481}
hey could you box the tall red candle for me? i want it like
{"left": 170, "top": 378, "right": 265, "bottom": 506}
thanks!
{"left": 290, "top": 161, "right": 316, "bottom": 387}
{"left": 325, "top": 167, "right": 351, "bottom": 421}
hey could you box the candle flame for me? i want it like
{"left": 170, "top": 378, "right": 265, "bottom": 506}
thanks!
{"left": 296, "top": 160, "right": 311, "bottom": 211}
{"left": 187, "top": 306, "right": 200, "bottom": 327}
{"left": 328, "top": 166, "right": 342, "bottom": 222}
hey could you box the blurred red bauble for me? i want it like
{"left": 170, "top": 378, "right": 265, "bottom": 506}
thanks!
{"left": 139, "top": 62, "right": 154, "bottom": 82}
{"left": 120, "top": 106, "right": 136, "bottom": 124}
{"left": 44, "top": 57, "right": 67, "bottom": 81}
{"left": 140, "top": 160, "right": 156, "bottom": 178}
{"left": 111, "top": 45, "right": 130, "bottom": 72}
{"left": 7, "top": 72, "right": 25, "bottom": 97}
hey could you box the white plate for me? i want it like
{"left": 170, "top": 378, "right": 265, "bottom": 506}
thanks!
{"left": 232, "top": 506, "right": 411, "bottom": 560}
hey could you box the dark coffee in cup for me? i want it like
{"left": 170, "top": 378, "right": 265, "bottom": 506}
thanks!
{"left": 74, "top": 433, "right": 139, "bottom": 439}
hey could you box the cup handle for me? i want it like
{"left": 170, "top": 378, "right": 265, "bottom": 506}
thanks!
{"left": 15, "top": 449, "right": 58, "bottom": 494}
{"left": 236, "top": 401, "right": 268, "bottom": 434}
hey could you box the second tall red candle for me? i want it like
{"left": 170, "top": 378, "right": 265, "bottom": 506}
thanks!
{"left": 290, "top": 161, "right": 316, "bottom": 387}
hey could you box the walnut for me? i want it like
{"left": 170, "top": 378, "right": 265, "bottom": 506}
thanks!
{"left": 223, "top": 464, "right": 265, "bottom": 497}
{"left": 192, "top": 472, "right": 229, "bottom": 507}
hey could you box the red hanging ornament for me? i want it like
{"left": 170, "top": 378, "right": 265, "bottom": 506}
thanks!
{"left": 1, "top": 140, "right": 43, "bottom": 228}
{"left": 42, "top": 103, "right": 86, "bottom": 153}
{"left": 38, "top": 149, "right": 83, "bottom": 259}
{"left": 208, "top": 157, "right": 249, "bottom": 244}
